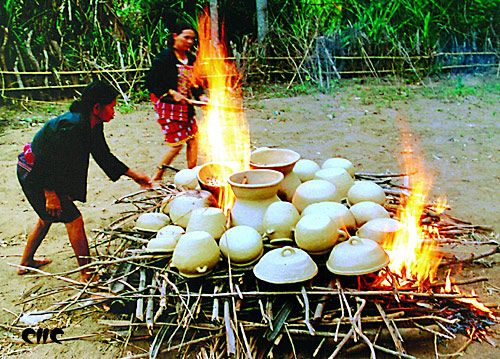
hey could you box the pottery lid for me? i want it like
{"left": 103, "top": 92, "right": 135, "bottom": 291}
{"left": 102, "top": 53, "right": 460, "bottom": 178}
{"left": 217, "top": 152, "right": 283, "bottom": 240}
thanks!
{"left": 135, "top": 212, "right": 170, "bottom": 232}
{"left": 253, "top": 246, "right": 318, "bottom": 284}
{"left": 326, "top": 236, "right": 390, "bottom": 275}
{"left": 146, "top": 225, "right": 185, "bottom": 252}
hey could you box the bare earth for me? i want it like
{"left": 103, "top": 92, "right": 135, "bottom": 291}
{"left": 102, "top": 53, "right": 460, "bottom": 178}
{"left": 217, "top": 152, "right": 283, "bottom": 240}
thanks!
{"left": 0, "top": 76, "right": 498, "bottom": 358}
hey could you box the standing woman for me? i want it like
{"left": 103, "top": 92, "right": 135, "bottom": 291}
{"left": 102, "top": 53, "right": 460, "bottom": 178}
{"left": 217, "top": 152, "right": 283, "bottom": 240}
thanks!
{"left": 17, "top": 81, "right": 152, "bottom": 282}
{"left": 145, "top": 22, "right": 208, "bottom": 182}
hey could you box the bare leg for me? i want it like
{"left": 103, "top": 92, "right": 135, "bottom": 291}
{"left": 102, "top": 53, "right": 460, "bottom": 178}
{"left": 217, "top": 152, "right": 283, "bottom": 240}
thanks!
{"left": 186, "top": 137, "right": 198, "bottom": 169}
{"left": 65, "top": 216, "right": 93, "bottom": 282}
{"left": 18, "top": 218, "right": 53, "bottom": 274}
{"left": 153, "top": 145, "right": 183, "bottom": 181}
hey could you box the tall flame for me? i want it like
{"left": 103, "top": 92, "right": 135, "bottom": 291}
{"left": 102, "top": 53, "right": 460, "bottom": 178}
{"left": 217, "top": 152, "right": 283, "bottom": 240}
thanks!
{"left": 194, "top": 10, "right": 251, "bottom": 212}
{"left": 384, "top": 119, "right": 443, "bottom": 288}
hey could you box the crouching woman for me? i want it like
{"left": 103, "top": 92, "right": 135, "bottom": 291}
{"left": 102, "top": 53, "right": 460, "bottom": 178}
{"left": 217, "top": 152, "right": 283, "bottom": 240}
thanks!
{"left": 17, "top": 81, "right": 152, "bottom": 282}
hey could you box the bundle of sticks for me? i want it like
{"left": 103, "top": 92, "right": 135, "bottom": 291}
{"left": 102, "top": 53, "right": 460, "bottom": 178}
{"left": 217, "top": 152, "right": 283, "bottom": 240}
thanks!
{"left": 6, "top": 172, "right": 498, "bottom": 358}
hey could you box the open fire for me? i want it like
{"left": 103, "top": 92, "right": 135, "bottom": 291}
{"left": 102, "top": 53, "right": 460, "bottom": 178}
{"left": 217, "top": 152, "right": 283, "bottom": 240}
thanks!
{"left": 194, "top": 11, "right": 251, "bottom": 214}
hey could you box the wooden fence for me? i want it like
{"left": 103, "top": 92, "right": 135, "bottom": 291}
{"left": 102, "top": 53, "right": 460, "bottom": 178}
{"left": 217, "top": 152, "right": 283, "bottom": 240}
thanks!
{"left": 0, "top": 52, "right": 498, "bottom": 101}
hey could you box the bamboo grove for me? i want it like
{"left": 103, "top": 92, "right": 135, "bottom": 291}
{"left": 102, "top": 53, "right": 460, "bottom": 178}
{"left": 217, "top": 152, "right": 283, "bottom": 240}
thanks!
{"left": 0, "top": 0, "right": 498, "bottom": 98}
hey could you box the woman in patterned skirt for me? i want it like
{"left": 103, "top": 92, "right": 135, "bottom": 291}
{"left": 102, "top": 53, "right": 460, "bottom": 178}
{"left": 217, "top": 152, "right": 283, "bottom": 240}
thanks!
{"left": 145, "top": 22, "right": 208, "bottom": 182}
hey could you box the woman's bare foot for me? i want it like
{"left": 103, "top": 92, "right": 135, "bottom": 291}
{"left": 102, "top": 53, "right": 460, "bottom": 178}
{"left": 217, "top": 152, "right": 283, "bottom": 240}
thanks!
{"left": 17, "top": 258, "right": 52, "bottom": 275}
{"left": 152, "top": 169, "right": 165, "bottom": 182}
{"left": 80, "top": 271, "right": 100, "bottom": 284}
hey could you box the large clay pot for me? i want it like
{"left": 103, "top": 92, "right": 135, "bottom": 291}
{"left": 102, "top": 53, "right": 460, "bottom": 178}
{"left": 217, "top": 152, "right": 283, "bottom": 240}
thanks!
{"left": 197, "top": 162, "right": 234, "bottom": 201}
{"left": 172, "top": 231, "right": 220, "bottom": 277}
{"left": 253, "top": 246, "right": 318, "bottom": 284}
{"left": 302, "top": 202, "right": 356, "bottom": 231}
{"left": 174, "top": 168, "right": 198, "bottom": 189}
{"left": 250, "top": 148, "right": 301, "bottom": 201}
{"left": 322, "top": 157, "right": 355, "bottom": 177}
{"left": 293, "top": 159, "right": 320, "bottom": 182}
{"left": 357, "top": 218, "right": 402, "bottom": 245}
{"left": 219, "top": 226, "right": 264, "bottom": 266}
{"left": 147, "top": 225, "right": 185, "bottom": 252}
{"left": 186, "top": 207, "right": 227, "bottom": 239}
{"left": 326, "top": 236, "right": 390, "bottom": 275}
{"left": 262, "top": 201, "right": 300, "bottom": 239}
{"left": 349, "top": 201, "right": 390, "bottom": 227}
{"left": 292, "top": 180, "right": 339, "bottom": 212}
{"left": 135, "top": 212, "right": 170, "bottom": 232}
{"left": 294, "top": 214, "right": 346, "bottom": 254}
{"left": 228, "top": 169, "right": 284, "bottom": 233}
{"left": 314, "top": 167, "right": 354, "bottom": 199}
{"left": 169, "top": 190, "right": 216, "bottom": 228}
{"left": 347, "top": 181, "right": 386, "bottom": 206}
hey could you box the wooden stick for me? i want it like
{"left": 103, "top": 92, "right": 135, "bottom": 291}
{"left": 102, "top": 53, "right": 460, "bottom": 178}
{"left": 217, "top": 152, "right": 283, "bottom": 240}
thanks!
{"left": 375, "top": 302, "right": 406, "bottom": 357}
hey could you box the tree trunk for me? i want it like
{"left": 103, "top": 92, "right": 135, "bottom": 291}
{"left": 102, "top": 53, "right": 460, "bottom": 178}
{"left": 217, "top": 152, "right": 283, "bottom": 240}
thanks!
{"left": 209, "top": 0, "right": 219, "bottom": 47}
{"left": 256, "top": 0, "right": 268, "bottom": 43}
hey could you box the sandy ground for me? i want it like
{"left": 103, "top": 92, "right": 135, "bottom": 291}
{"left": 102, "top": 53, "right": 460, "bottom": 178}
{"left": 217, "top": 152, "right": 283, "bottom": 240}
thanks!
{"left": 0, "top": 75, "right": 498, "bottom": 358}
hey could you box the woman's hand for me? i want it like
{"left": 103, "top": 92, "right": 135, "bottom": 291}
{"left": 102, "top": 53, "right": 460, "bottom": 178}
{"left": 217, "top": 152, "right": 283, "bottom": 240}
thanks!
{"left": 169, "top": 89, "right": 187, "bottom": 103}
{"left": 45, "top": 190, "right": 62, "bottom": 217}
{"left": 125, "top": 169, "right": 153, "bottom": 189}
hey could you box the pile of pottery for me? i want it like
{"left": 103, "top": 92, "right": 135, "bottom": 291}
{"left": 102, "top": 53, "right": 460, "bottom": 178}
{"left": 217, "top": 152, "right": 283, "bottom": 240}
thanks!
{"left": 134, "top": 148, "right": 401, "bottom": 282}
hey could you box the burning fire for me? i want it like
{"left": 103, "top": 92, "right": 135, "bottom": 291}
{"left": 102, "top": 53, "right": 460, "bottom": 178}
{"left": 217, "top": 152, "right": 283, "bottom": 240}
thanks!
{"left": 194, "top": 10, "right": 251, "bottom": 212}
{"left": 383, "top": 122, "right": 443, "bottom": 288}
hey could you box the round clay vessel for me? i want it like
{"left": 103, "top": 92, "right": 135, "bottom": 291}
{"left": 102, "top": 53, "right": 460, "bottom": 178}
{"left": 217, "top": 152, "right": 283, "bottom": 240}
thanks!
{"left": 253, "top": 246, "right": 318, "bottom": 284}
{"left": 147, "top": 225, "right": 185, "bottom": 252}
{"left": 349, "top": 201, "right": 390, "bottom": 227}
{"left": 326, "top": 236, "right": 390, "bottom": 275}
{"left": 197, "top": 162, "right": 234, "bottom": 200}
{"left": 250, "top": 148, "right": 301, "bottom": 201}
{"left": 292, "top": 180, "right": 339, "bottom": 213}
{"left": 135, "top": 212, "right": 171, "bottom": 232}
{"left": 186, "top": 207, "right": 227, "bottom": 239}
{"left": 294, "top": 214, "right": 342, "bottom": 254}
{"left": 356, "top": 218, "right": 402, "bottom": 244}
{"left": 293, "top": 159, "right": 320, "bottom": 182}
{"left": 174, "top": 169, "right": 198, "bottom": 189}
{"left": 347, "top": 181, "right": 386, "bottom": 206}
{"left": 172, "top": 231, "right": 220, "bottom": 277}
{"left": 321, "top": 157, "right": 355, "bottom": 177}
{"left": 169, "top": 191, "right": 216, "bottom": 228}
{"left": 302, "top": 202, "right": 356, "bottom": 230}
{"left": 262, "top": 201, "right": 300, "bottom": 239}
{"left": 219, "top": 226, "right": 264, "bottom": 266}
{"left": 314, "top": 167, "right": 354, "bottom": 199}
{"left": 228, "top": 169, "right": 284, "bottom": 232}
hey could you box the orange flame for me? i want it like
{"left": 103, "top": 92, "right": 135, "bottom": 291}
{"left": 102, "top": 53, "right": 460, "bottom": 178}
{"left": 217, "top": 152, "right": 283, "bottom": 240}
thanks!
{"left": 194, "top": 10, "right": 251, "bottom": 212}
{"left": 430, "top": 196, "right": 448, "bottom": 214}
{"left": 383, "top": 119, "right": 442, "bottom": 288}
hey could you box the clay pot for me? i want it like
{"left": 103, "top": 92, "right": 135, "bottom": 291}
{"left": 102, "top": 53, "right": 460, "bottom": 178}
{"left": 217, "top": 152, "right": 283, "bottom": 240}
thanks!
{"left": 349, "top": 201, "right": 390, "bottom": 227}
{"left": 253, "top": 246, "right": 318, "bottom": 284}
{"left": 146, "top": 225, "right": 185, "bottom": 252}
{"left": 302, "top": 202, "right": 356, "bottom": 231}
{"left": 262, "top": 201, "right": 300, "bottom": 239}
{"left": 169, "top": 190, "right": 216, "bottom": 228}
{"left": 314, "top": 167, "right": 354, "bottom": 199}
{"left": 321, "top": 157, "right": 355, "bottom": 177}
{"left": 172, "top": 231, "right": 220, "bottom": 277}
{"left": 160, "top": 194, "right": 175, "bottom": 215}
{"left": 135, "top": 212, "right": 170, "bottom": 232}
{"left": 196, "top": 162, "right": 234, "bottom": 200}
{"left": 174, "top": 169, "right": 198, "bottom": 189}
{"left": 293, "top": 159, "right": 320, "bottom": 182}
{"left": 294, "top": 214, "right": 346, "bottom": 254}
{"left": 326, "top": 236, "right": 390, "bottom": 275}
{"left": 219, "top": 226, "right": 264, "bottom": 266}
{"left": 228, "top": 169, "right": 284, "bottom": 232}
{"left": 357, "top": 218, "right": 402, "bottom": 244}
{"left": 186, "top": 207, "right": 227, "bottom": 239}
{"left": 250, "top": 148, "right": 301, "bottom": 201}
{"left": 347, "top": 181, "right": 386, "bottom": 206}
{"left": 292, "top": 180, "right": 339, "bottom": 213}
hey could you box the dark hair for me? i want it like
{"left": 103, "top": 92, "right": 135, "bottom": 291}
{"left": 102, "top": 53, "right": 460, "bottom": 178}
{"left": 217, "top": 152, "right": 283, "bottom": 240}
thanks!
{"left": 70, "top": 80, "right": 119, "bottom": 119}
{"left": 166, "top": 22, "right": 197, "bottom": 48}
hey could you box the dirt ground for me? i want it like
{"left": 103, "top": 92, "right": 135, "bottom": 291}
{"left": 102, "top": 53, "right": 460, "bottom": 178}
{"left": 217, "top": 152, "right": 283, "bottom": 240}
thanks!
{"left": 0, "top": 75, "right": 498, "bottom": 358}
